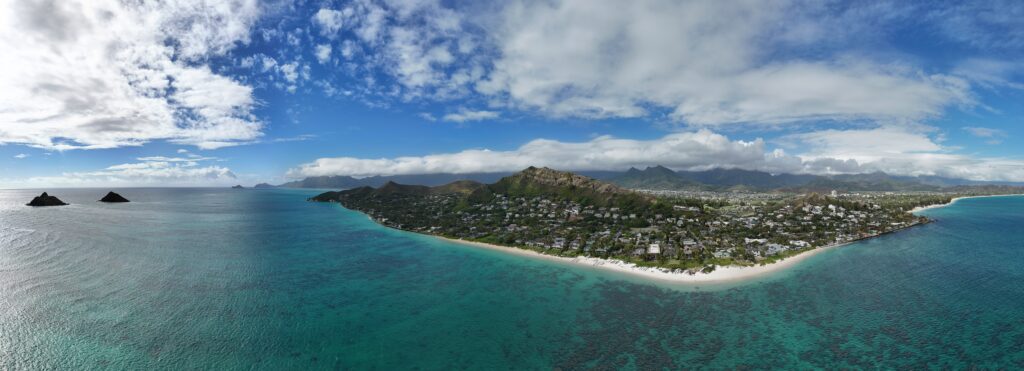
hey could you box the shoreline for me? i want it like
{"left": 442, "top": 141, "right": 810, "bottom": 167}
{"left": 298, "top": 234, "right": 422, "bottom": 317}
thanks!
{"left": 909, "top": 194, "right": 1024, "bottom": 214}
{"left": 351, "top": 194, "right": 1021, "bottom": 284}
{"left": 364, "top": 213, "right": 902, "bottom": 284}
{"left": 434, "top": 234, "right": 851, "bottom": 283}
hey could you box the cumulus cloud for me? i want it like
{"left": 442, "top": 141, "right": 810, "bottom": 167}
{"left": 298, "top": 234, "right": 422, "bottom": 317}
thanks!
{"left": 322, "top": 0, "right": 973, "bottom": 125}
{"left": 310, "top": 0, "right": 486, "bottom": 99}
{"left": 785, "top": 126, "right": 944, "bottom": 160}
{"left": 315, "top": 44, "right": 333, "bottom": 64}
{"left": 6, "top": 154, "right": 238, "bottom": 188}
{"left": 0, "top": 0, "right": 263, "bottom": 150}
{"left": 313, "top": 8, "right": 349, "bottom": 37}
{"left": 442, "top": 108, "right": 499, "bottom": 123}
{"left": 418, "top": 112, "right": 438, "bottom": 122}
{"left": 475, "top": 0, "right": 971, "bottom": 124}
{"left": 281, "top": 62, "right": 300, "bottom": 83}
{"left": 784, "top": 126, "right": 1024, "bottom": 180}
{"left": 13, "top": 154, "right": 29, "bottom": 159}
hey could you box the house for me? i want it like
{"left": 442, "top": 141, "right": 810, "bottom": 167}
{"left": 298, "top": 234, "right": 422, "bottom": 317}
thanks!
{"left": 790, "top": 240, "right": 810, "bottom": 248}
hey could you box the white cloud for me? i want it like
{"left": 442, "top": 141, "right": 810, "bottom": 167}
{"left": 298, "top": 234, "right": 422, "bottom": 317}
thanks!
{"left": 287, "top": 130, "right": 794, "bottom": 178}
{"left": 313, "top": 8, "right": 348, "bottom": 37}
{"left": 0, "top": 0, "right": 264, "bottom": 150}
{"left": 269, "top": 134, "right": 317, "bottom": 143}
{"left": 418, "top": 112, "right": 438, "bottom": 122}
{"left": 13, "top": 153, "right": 29, "bottom": 159}
{"left": 963, "top": 126, "right": 1007, "bottom": 145}
{"left": 286, "top": 29, "right": 302, "bottom": 47}
{"left": 316, "top": 0, "right": 484, "bottom": 98}
{"left": 315, "top": 44, "right": 333, "bottom": 64}
{"left": 239, "top": 55, "right": 256, "bottom": 68}
{"left": 785, "top": 126, "right": 1024, "bottom": 180}
{"left": 474, "top": 0, "right": 971, "bottom": 124}
{"left": 327, "top": 0, "right": 973, "bottom": 125}
{"left": 278, "top": 61, "right": 306, "bottom": 93}
{"left": 280, "top": 62, "right": 299, "bottom": 83}
{"left": 340, "top": 40, "right": 357, "bottom": 59}
{"left": 442, "top": 108, "right": 499, "bottom": 123}
{"left": 259, "top": 54, "right": 279, "bottom": 72}
{"left": 963, "top": 126, "right": 1006, "bottom": 138}
{"left": 288, "top": 127, "right": 1024, "bottom": 182}
{"left": 6, "top": 154, "right": 238, "bottom": 188}
{"left": 786, "top": 126, "right": 944, "bottom": 161}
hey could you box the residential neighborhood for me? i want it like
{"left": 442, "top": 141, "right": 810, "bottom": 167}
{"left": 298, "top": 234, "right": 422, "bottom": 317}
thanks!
{"left": 318, "top": 171, "right": 954, "bottom": 273}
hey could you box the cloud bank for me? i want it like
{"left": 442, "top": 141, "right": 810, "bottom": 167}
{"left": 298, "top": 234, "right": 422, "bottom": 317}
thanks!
{"left": 289, "top": 128, "right": 1024, "bottom": 182}
{"left": 288, "top": 130, "right": 783, "bottom": 177}
{"left": 5, "top": 155, "right": 239, "bottom": 188}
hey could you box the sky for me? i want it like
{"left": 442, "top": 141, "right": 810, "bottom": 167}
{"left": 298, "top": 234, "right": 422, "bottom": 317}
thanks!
{"left": 0, "top": 0, "right": 1022, "bottom": 187}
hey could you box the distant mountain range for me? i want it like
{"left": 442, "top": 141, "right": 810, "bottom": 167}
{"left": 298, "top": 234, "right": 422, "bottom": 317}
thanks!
{"left": 278, "top": 165, "right": 1024, "bottom": 192}
{"left": 312, "top": 166, "right": 651, "bottom": 208}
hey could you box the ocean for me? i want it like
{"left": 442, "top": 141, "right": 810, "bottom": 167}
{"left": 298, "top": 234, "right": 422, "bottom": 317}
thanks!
{"left": 1, "top": 188, "right": 1023, "bottom": 369}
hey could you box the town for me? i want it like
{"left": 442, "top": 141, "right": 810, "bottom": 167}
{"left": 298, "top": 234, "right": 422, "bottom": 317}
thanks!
{"left": 314, "top": 169, "right": 963, "bottom": 274}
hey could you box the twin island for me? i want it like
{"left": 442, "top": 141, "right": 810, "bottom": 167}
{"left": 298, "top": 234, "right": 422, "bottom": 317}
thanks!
{"left": 26, "top": 191, "right": 130, "bottom": 206}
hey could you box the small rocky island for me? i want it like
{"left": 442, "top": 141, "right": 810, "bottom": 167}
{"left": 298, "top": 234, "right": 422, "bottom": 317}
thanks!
{"left": 231, "top": 185, "right": 245, "bottom": 189}
{"left": 27, "top": 192, "right": 68, "bottom": 207}
{"left": 99, "top": 191, "right": 130, "bottom": 203}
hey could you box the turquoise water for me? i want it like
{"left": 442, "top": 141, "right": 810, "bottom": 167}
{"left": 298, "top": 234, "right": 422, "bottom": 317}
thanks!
{"left": 1, "top": 189, "right": 1023, "bottom": 369}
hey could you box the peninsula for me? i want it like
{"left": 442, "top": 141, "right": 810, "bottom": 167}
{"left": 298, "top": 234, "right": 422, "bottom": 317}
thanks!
{"left": 307, "top": 167, "right": 1024, "bottom": 281}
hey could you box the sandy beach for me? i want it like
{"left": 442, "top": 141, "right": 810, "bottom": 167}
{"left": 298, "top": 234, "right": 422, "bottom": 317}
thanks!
{"left": 910, "top": 194, "right": 1024, "bottom": 214}
{"left": 435, "top": 235, "right": 851, "bottom": 283}
{"left": 378, "top": 194, "right": 1021, "bottom": 284}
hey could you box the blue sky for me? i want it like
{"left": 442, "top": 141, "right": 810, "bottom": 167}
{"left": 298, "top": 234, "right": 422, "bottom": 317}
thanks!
{"left": 1, "top": 0, "right": 1022, "bottom": 187}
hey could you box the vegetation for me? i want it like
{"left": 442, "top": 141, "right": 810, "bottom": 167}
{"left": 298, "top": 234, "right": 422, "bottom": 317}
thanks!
{"left": 311, "top": 167, "right": 1022, "bottom": 273}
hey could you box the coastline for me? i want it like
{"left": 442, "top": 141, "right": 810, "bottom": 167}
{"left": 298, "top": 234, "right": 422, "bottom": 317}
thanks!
{"left": 434, "top": 235, "right": 850, "bottom": 283}
{"left": 910, "top": 194, "right": 1024, "bottom": 214}
{"left": 356, "top": 209, "right": 876, "bottom": 284}
{"left": 348, "top": 194, "right": 1024, "bottom": 284}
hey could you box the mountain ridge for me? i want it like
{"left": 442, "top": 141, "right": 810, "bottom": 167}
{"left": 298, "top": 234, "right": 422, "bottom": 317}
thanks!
{"left": 290, "top": 166, "right": 1024, "bottom": 192}
{"left": 311, "top": 167, "right": 652, "bottom": 208}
